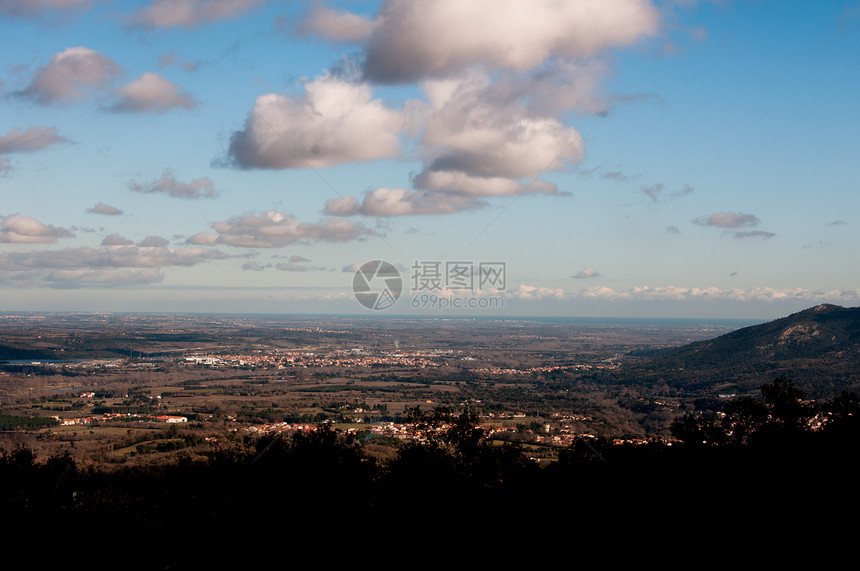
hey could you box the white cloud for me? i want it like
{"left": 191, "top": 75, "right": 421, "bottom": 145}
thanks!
{"left": 226, "top": 74, "right": 405, "bottom": 169}
{"left": 360, "top": 188, "right": 484, "bottom": 216}
{"left": 222, "top": 3, "right": 658, "bottom": 216}
{"left": 603, "top": 170, "right": 629, "bottom": 181}
{"left": 19, "top": 47, "right": 123, "bottom": 106}
{"left": 129, "top": 0, "right": 266, "bottom": 29}
{"left": 672, "top": 184, "right": 694, "bottom": 198}
{"left": 138, "top": 236, "right": 170, "bottom": 247}
{"left": 86, "top": 203, "right": 123, "bottom": 216}
{"left": 693, "top": 212, "right": 760, "bottom": 228}
{"left": 692, "top": 212, "right": 775, "bottom": 238}
{"left": 188, "top": 210, "right": 370, "bottom": 248}
{"left": 159, "top": 51, "right": 201, "bottom": 72}
{"left": 300, "top": 6, "right": 376, "bottom": 42}
{"left": 0, "top": 0, "right": 90, "bottom": 18}
{"left": 642, "top": 183, "right": 663, "bottom": 202}
{"left": 111, "top": 72, "right": 198, "bottom": 113}
{"left": 323, "top": 196, "right": 361, "bottom": 217}
{"left": 186, "top": 232, "right": 218, "bottom": 245}
{"left": 361, "top": 70, "right": 584, "bottom": 201}
{"left": 242, "top": 261, "right": 271, "bottom": 271}
{"left": 0, "top": 214, "right": 74, "bottom": 243}
{"left": 0, "top": 242, "right": 223, "bottom": 287}
{"left": 275, "top": 262, "right": 312, "bottom": 272}
{"left": 420, "top": 72, "right": 584, "bottom": 182}
{"left": 129, "top": 172, "right": 218, "bottom": 199}
{"left": 508, "top": 284, "right": 570, "bottom": 301}
{"left": 641, "top": 182, "right": 693, "bottom": 203}
{"left": 506, "top": 284, "right": 860, "bottom": 304}
{"left": 573, "top": 267, "right": 601, "bottom": 279}
{"left": 101, "top": 234, "right": 135, "bottom": 246}
{"left": 413, "top": 170, "right": 557, "bottom": 197}
{"left": 325, "top": 188, "right": 486, "bottom": 217}
{"left": 0, "top": 244, "right": 220, "bottom": 270}
{"left": 312, "top": 73, "right": 578, "bottom": 214}
{"left": 362, "top": 0, "right": 659, "bottom": 83}
{"left": 731, "top": 230, "right": 775, "bottom": 239}
{"left": 0, "top": 126, "right": 67, "bottom": 154}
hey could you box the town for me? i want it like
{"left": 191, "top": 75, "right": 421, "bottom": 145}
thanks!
{"left": 0, "top": 312, "right": 737, "bottom": 466}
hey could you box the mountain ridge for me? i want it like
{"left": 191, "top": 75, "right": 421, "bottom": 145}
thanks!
{"left": 633, "top": 304, "right": 860, "bottom": 397}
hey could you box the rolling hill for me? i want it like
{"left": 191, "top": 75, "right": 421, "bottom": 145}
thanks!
{"left": 632, "top": 304, "right": 860, "bottom": 397}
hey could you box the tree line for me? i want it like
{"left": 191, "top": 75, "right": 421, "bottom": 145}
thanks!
{"left": 670, "top": 377, "right": 859, "bottom": 447}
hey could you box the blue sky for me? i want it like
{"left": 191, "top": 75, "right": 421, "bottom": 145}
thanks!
{"left": 1, "top": 0, "right": 858, "bottom": 319}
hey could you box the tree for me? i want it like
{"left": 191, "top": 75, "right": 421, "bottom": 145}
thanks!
{"left": 760, "top": 378, "right": 816, "bottom": 432}
{"left": 442, "top": 408, "right": 485, "bottom": 458}
{"left": 820, "top": 391, "right": 860, "bottom": 438}
{"left": 722, "top": 396, "right": 768, "bottom": 445}
{"left": 670, "top": 412, "right": 727, "bottom": 447}
{"left": 823, "top": 390, "right": 860, "bottom": 420}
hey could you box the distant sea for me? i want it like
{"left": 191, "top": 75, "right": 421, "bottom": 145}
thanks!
{"left": 0, "top": 311, "right": 768, "bottom": 330}
{"left": 245, "top": 313, "right": 768, "bottom": 329}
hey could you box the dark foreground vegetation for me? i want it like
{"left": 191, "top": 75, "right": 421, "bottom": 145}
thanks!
{"left": 3, "top": 379, "right": 858, "bottom": 566}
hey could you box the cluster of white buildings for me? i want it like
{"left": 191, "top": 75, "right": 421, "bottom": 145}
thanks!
{"left": 54, "top": 413, "right": 187, "bottom": 426}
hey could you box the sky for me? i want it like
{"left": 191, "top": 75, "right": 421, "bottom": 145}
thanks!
{"left": 1, "top": 0, "right": 859, "bottom": 319}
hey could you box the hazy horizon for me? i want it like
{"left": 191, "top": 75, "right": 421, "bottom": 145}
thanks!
{"left": 0, "top": 306, "right": 779, "bottom": 328}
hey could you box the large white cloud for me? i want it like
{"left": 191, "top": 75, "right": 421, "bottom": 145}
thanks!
{"left": 187, "top": 210, "right": 370, "bottom": 247}
{"left": 420, "top": 72, "right": 584, "bottom": 181}
{"left": 389, "top": 70, "right": 584, "bottom": 199}
{"left": 0, "top": 242, "right": 218, "bottom": 269}
{"left": 129, "top": 0, "right": 266, "bottom": 29}
{"left": 0, "top": 214, "right": 74, "bottom": 243}
{"left": 362, "top": 0, "right": 659, "bottom": 83}
{"left": 227, "top": 2, "right": 660, "bottom": 215}
{"left": 111, "top": 72, "right": 198, "bottom": 113}
{"left": 227, "top": 74, "right": 405, "bottom": 169}
{"left": 19, "top": 47, "right": 123, "bottom": 106}
{"left": 0, "top": 239, "right": 224, "bottom": 287}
